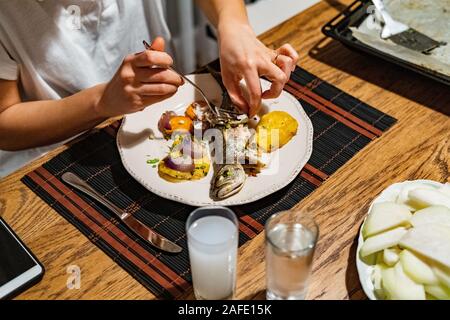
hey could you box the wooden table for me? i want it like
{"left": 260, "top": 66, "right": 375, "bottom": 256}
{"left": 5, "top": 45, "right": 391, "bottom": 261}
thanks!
{"left": 1, "top": 0, "right": 449, "bottom": 300}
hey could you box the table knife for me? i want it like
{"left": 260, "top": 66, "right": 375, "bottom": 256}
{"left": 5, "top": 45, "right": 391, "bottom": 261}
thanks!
{"left": 61, "top": 172, "right": 182, "bottom": 254}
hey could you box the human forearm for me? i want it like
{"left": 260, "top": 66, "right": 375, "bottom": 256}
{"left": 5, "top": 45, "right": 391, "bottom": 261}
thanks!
{"left": 0, "top": 84, "right": 106, "bottom": 151}
{"left": 197, "top": 0, "right": 298, "bottom": 116}
{"left": 0, "top": 37, "right": 183, "bottom": 151}
{"left": 195, "top": 0, "right": 249, "bottom": 31}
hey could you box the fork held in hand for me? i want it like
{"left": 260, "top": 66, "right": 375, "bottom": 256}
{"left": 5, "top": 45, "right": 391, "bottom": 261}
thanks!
{"left": 142, "top": 40, "right": 218, "bottom": 116}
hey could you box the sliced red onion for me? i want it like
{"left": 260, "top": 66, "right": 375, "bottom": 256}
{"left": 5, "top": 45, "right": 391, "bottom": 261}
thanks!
{"left": 164, "top": 155, "right": 195, "bottom": 172}
{"left": 158, "top": 111, "right": 177, "bottom": 134}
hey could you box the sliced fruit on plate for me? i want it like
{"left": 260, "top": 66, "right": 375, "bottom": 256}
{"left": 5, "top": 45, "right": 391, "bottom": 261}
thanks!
{"left": 432, "top": 265, "right": 450, "bottom": 288}
{"left": 409, "top": 205, "right": 450, "bottom": 228}
{"left": 399, "top": 250, "right": 439, "bottom": 285}
{"left": 371, "top": 264, "right": 387, "bottom": 299}
{"left": 408, "top": 188, "right": 450, "bottom": 209}
{"left": 383, "top": 247, "right": 401, "bottom": 267}
{"left": 424, "top": 283, "right": 450, "bottom": 300}
{"left": 360, "top": 227, "right": 408, "bottom": 258}
{"left": 399, "top": 224, "right": 450, "bottom": 268}
{"left": 397, "top": 184, "right": 436, "bottom": 211}
{"left": 362, "top": 202, "right": 412, "bottom": 238}
{"left": 381, "top": 262, "right": 426, "bottom": 300}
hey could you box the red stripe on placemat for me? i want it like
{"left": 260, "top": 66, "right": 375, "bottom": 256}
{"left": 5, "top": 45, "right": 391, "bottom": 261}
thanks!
{"left": 303, "top": 164, "right": 328, "bottom": 181}
{"left": 27, "top": 171, "right": 182, "bottom": 297}
{"left": 300, "top": 171, "right": 322, "bottom": 187}
{"left": 288, "top": 80, "right": 383, "bottom": 137}
{"left": 284, "top": 84, "right": 377, "bottom": 140}
{"left": 33, "top": 167, "right": 190, "bottom": 294}
{"left": 239, "top": 223, "right": 257, "bottom": 238}
{"left": 240, "top": 216, "right": 264, "bottom": 233}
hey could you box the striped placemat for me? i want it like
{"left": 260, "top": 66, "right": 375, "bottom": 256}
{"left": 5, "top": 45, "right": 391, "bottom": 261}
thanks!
{"left": 21, "top": 66, "right": 396, "bottom": 299}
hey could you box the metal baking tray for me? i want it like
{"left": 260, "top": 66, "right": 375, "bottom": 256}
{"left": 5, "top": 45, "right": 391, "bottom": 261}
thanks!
{"left": 321, "top": 0, "right": 450, "bottom": 86}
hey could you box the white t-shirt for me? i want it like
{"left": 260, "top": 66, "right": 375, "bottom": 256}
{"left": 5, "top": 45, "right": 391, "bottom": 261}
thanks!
{"left": 0, "top": 0, "right": 171, "bottom": 178}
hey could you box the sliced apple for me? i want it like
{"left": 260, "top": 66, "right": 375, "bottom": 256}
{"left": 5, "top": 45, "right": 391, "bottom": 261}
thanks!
{"left": 425, "top": 283, "right": 450, "bottom": 300}
{"left": 383, "top": 248, "right": 401, "bottom": 267}
{"left": 363, "top": 202, "right": 412, "bottom": 238}
{"left": 432, "top": 265, "right": 450, "bottom": 288}
{"left": 381, "top": 263, "right": 425, "bottom": 300}
{"left": 399, "top": 225, "right": 450, "bottom": 268}
{"left": 408, "top": 188, "right": 450, "bottom": 210}
{"left": 399, "top": 250, "right": 439, "bottom": 285}
{"left": 360, "top": 227, "right": 408, "bottom": 258}
{"left": 410, "top": 205, "right": 450, "bottom": 228}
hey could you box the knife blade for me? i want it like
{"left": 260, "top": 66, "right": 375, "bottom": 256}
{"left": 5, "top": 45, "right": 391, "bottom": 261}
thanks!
{"left": 61, "top": 172, "right": 182, "bottom": 254}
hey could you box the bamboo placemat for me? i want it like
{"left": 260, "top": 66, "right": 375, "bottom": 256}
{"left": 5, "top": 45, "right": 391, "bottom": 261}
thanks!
{"left": 22, "top": 66, "right": 397, "bottom": 299}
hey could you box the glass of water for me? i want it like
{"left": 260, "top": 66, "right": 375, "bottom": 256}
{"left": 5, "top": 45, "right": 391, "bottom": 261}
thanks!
{"left": 186, "top": 206, "right": 239, "bottom": 300}
{"left": 265, "top": 209, "right": 319, "bottom": 300}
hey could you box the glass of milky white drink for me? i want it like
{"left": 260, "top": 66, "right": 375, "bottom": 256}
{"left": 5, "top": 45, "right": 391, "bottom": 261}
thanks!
{"left": 186, "top": 206, "right": 239, "bottom": 300}
{"left": 265, "top": 210, "right": 319, "bottom": 300}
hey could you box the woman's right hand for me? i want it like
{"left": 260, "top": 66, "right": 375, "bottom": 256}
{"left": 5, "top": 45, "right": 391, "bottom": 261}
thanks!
{"left": 94, "top": 37, "right": 183, "bottom": 118}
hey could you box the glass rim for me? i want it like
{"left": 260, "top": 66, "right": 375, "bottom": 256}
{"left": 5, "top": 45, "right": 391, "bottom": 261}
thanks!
{"left": 186, "top": 206, "right": 239, "bottom": 247}
{"left": 265, "top": 210, "right": 319, "bottom": 254}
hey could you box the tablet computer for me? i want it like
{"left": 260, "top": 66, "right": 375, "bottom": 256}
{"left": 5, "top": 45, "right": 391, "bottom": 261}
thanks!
{"left": 0, "top": 217, "right": 44, "bottom": 299}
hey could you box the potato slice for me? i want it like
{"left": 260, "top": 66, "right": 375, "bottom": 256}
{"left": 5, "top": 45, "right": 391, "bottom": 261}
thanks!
{"left": 399, "top": 225, "right": 450, "bottom": 268}
{"left": 360, "top": 227, "right": 408, "bottom": 258}
{"left": 363, "top": 202, "right": 412, "bottom": 238}
{"left": 425, "top": 283, "right": 450, "bottom": 300}
{"left": 400, "top": 250, "right": 439, "bottom": 285}
{"left": 410, "top": 205, "right": 450, "bottom": 228}
{"left": 381, "top": 263, "right": 425, "bottom": 300}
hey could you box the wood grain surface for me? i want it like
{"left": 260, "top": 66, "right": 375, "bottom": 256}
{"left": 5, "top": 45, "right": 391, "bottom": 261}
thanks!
{"left": 1, "top": 0, "right": 449, "bottom": 300}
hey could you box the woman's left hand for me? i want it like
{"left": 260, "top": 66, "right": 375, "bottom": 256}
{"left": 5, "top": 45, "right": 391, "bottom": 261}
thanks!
{"left": 218, "top": 23, "right": 299, "bottom": 117}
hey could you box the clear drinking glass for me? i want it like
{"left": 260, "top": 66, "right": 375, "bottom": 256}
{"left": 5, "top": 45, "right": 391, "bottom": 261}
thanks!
{"left": 186, "top": 206, "right": 239, "bottom": 300}
{"left": 265, "top": 209, "right": 319, "bottom": 300}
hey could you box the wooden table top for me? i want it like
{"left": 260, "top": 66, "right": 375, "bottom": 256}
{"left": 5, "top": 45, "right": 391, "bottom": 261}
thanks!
{"left": 1, "top": 0, "right": 449, "bottom": 300}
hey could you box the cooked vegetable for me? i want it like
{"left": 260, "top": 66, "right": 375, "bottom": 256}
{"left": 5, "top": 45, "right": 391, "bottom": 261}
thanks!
{"left": 158, "top": 111, "right": 177, "bottom": 137}
{"left": 169, "top": 116, "right": 193, "bottom": 134}
{"left": 185, "top": 101, "right": 209, "bottom": 121}
{"left": 146, "top": 158, "right": 160, "bottom": 165}
{"left": 158, "top": 111, "right": 193, "bottom": 138}
{"left": 164, "top": 155, "right": 195, "bottom": 173}
{"left": 256, "top": 111, "right": 298, "bottom": 152}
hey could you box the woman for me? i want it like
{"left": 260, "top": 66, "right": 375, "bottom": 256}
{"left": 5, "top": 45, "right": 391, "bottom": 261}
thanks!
{"left": 0, "top": 0, "right": 298, "bottom": 177}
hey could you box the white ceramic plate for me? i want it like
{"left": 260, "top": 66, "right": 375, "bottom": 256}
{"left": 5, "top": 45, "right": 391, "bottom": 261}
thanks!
{"left": 117, "top": 74, "right": 313, "bottom": 206}
{"left": 356, "top": 179, "right": 445, "bottom": 300}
